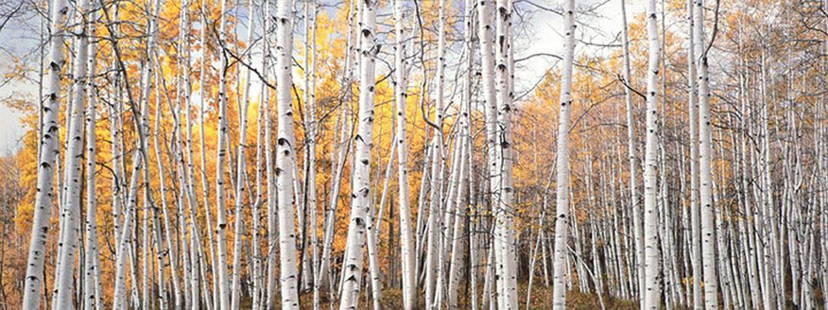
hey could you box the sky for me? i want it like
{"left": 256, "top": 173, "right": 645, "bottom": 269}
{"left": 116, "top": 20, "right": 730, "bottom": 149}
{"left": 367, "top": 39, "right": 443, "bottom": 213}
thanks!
{"left": 0, "top": 0, "right": 644, "bottom": 153}
{"left": 516, "top": 0, "right": 642, "bottom": 98}
{"left": 0, "top": 88, "right": 27, "bottom": 152}
{"left": 0, "top": 1, "right": 42, "bottom": 153}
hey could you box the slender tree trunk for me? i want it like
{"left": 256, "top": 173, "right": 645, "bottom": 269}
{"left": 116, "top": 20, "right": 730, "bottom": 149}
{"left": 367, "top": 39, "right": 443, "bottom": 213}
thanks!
{"left": 52, "top": 0, "right": 92, "bottom": 305}
{"left": 643, "top": 0, "right": 662, "bottom": 307}
{"left": 619, "top": 0, "right": 645, "bottom": 303}
{"left": 694, "top": 1, "right": 718, "bottom": 308}
{"left": 230, "top": 0, "right": 256, "bottom": 307}
{"left": 551, "top": 0, "right": 576, "bottom": 308}
{"left": 685, "top": 0, "right": 702, "bottom": 308}
{"left": 392, "top": 0, "right": 415, "bottom": 305}
{"left": 21, "top": 0, "right": 73, "bottom": 305}
{"left": 316, "top": 2, "right": 356, "bottom": 300}
{"left": 338, "top": 0, "right": 378, "bottom": 307}
{"left": 83, "top": 30, "right": 103, "bottom": 310}
{"left": 114, "top": 0, "right": 162, "bottom": 306}
{"left": 273, "top": 0, "right": 301, "bottom": 306}
{"left": 212, "top": 0, "right": 232, "bottom": 307}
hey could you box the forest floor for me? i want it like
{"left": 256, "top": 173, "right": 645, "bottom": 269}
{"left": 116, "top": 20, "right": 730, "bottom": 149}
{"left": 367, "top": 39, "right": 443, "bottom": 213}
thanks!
{"left": 241, "top": 283, "right": 642, "bottom": 309}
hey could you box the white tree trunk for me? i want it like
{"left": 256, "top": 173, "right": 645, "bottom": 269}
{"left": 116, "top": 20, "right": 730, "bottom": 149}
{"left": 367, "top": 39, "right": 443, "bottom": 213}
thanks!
{"left": 113, "top": 0, "right": 162, "bottom": 306}
{"left": 392, "top": 2, "right": 415, "bottom": 302}
{"left": 425, "top": 0, "right": 448, "bottom": 306}
{"left": 685, "top": 0, "right": 702, "bottom": 308}
{"left": 316, "top": 3, "right": 356, "bottom": 299}
{"left": 21, "top": 0, "right": 72, "bottom": 305}
{"left": 551, "top": 0, "right": 576, "bottom": 308}
{"left": 230, "top": 0, "right": 256, "bottom": 307}
{"left": 197, "top": 1, "right": 219, "bottom": 307}
{"left": 476, "top": 0, "right": 500, "bottom": 307}
{"left": 619, "top": 0, "right": 645, "bottom": 302}
{"left": 304, "top": 2, "right": 320, "bottom": 302}
{"left": 448, "top": 2, "right": 475, "bottom": 306}
{"left": 338, "top": 0, "right": 378, "bottom": 307}
{"left": 213, "top": 0, "right": 232, "bottom": 307}
{"left": 113, "top": 151, "right": 143, "bottom": 310}
{"left": 274, "top": 0, "right": 300, "bottom": 306}
{"left": 150, "top": 66, "right": 174, "bottom": 310}
{"left": 83, "top": 31, "right": 103, "bottom": 310}
{"left": 392, "top": 5, "right": 416, "bottom": 301}
{"left": 493, "top": 0, "right": 518, "bottom": 308}
{"left": 694, "top": 0, "right": 718, "bottom": 308}
{"left": 643, "top": 0, "right": 662, "bottom": 307}
{"left": 52, "top": 0, "right": 92, "bottom": 306}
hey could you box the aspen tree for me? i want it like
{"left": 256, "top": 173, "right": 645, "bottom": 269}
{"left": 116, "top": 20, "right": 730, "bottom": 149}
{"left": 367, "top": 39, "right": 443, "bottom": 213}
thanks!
{"left": 305, "top": 2, "right": 320, "bottom": 301}
{"left": 113, "top": 0, "right": 162, "bottom": 306}
{"left": 174, "top": 0, "right": 197, "bottom": 307}
{"left": 619, "top": 0, "right": 644, "bottom": 302}
{"left": 230, "top": 0, "right": 256, "bottom": 307}
{"left": 316, "top": 1, "right": 356, "bottom": 301}
{"left": 643, "top": 0, "right": 662, "bottom": 307}
{"left": 52, "top": 0, "right": 92, "bottom": 305}
{"left": 22, "top": 0, "right": 73, "bottom": 304}
{"left": 197, "top": 0, "right": 220, "bottom": 305}
{"left": 151, "top": 65, "right": 174, "bottom": 310}
{"left": 425, "top": 0, "right": 447, "bottom": 306}
{"left": 685, "top": 0, "right": 702, "bottom": 307}
{"left": 339, "top": 0, "right": 378, "bottom": 307}
{"left": 181, "top": 1, "right": 210, "bottom": 305}
{"left": 475, "top": 0, "right": 499, "bottom": 306}
{"left": 212, "top": 0, "right": 232, "bottom": 306}
{"left": 492, "top": 0, "right": 518, "bottom": 308}
{"left": 83, "top": 26, "right": 103, "bottom": 310}
{"left": 259, "top": 1, "right": 278, "bottom": 308}
{"left": 447, "top": 1, "right": 475, "bottom": 307}
{"left": 551, "top": 0, "right": 576, "bottom": 308}
{"left": 274, "top": 0, "right": 301, "bottom": 306}
{"left": 694, "top": 0, "right": 718, "bottom": 308}
{"left": 392, "top": 1, "right": 415, "bottom": 305}
{"left": 250, "top": 1, "right": 268, "bottom": 307}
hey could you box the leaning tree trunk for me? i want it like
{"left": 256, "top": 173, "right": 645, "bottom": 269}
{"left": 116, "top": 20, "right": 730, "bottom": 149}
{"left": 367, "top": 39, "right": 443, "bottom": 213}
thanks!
{"left": 447, "top": 1, "right": 475, "bottom": 307}
{"left": 114, "top": 0, "right": 162, "bottom": 306}
{"left": 21, "top": 0, "right": 72, "bottom": 305}
{"left": 619, "top": 0, "right": 644, "bottom": 302}
{"left": 425, "top": 0, "right": 447, "bottom": 306}
{"left": 551, "top": 0, "right": 576, "bottom": 308}
{"left": 338, "top": 0, "right": 378, "bottom": 308}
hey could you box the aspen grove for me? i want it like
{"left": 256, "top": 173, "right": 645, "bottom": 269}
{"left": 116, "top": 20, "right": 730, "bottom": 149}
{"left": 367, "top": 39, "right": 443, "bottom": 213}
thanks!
{"left": 5, "top": 0, "right": 828, "bottom": 308}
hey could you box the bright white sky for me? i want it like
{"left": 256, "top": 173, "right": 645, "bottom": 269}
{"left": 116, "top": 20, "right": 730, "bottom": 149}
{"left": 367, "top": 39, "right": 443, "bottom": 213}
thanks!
{"left": 516, "top": 0, "right": 644, "bottom": 97}
{"left": 0, "top": 0, "right": 646, "bottom": 152}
